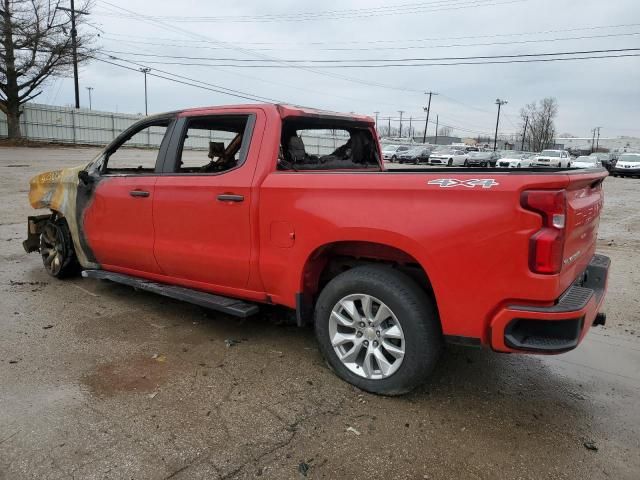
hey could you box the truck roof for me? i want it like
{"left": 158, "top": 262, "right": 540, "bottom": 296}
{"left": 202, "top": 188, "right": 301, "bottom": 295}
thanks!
{"left": 176, "top": 103, "right": 375, "bottom": 125}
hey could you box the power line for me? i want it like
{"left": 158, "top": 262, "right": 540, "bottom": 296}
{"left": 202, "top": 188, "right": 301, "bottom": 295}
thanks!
{"left": 97, "top": 48, "right": 640, "bottom": 68}
{"left": 92, "top": 56, "right": 283, "bottom": 103}
{"left": 95, "top": 0, "right": 524, "bottom": 23}
{"left": 97, "top": 22, "right": 640, "bottom": 47}
{"left": 99, "top": 47, "right": 640, "bottom": 64}
{"left": 97, "top": 30, "right": 640, "bottom": 52}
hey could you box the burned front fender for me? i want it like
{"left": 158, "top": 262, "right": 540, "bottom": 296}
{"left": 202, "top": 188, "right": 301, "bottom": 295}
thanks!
{"left": 27, "top": 166, "right": 99, "bottom": 269}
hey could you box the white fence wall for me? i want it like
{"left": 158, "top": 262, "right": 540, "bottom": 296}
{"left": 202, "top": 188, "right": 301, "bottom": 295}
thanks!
{"left": 0, "top": 102, "right": 146, "bottom": 146}
{"left": 0, "top": 103, "right": 351, "bottom": 155}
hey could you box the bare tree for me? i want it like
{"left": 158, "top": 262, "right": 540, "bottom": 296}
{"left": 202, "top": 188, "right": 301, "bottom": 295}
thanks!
{"left": 438, "top": 126, "right": 452, "bottom": 137}
{"left": 520, "top": 97, "right": 558, "bottom": 152}
{"left": 0, "top": 0, "right": 96, "bottom": 139}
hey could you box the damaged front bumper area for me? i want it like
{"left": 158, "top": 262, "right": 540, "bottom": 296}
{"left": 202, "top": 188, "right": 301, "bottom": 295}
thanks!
{"left": 22, "top": 215, "right": 51, "bottom": 253}
{"left": 489, "top": 254, "right": 610, "bottom": 353}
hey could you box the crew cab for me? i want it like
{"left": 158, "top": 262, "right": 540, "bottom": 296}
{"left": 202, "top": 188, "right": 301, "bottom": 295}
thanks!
{"left": 23, "top": 104, "right": 610, "bottom": 395}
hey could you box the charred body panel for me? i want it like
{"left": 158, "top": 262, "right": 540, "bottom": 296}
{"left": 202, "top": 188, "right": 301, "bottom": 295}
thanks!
{"left": 26, "top": 165, "right": 100, "bottom": 269}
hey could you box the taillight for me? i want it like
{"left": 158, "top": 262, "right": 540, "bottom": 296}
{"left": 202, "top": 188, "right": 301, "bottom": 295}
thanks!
{"left": 521, "top": 190, "right": 567, "bottom": 274}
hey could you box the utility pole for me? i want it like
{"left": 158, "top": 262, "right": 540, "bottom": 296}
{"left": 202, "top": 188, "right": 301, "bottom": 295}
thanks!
{"left": 398, "top": 111, "right": 404, "bottom": 138}
{"left": 57, "top": 1, "right": 89, "bottom": 109}
{"left": 434, "top": 115, "right": 439, "bottom": 145}
{"left": 408, "top": 117, "right": 413, "bottom": 140}
{"left": 591, "top": 128, "right": 597, "bottom": 153}
{"left": 595, "top": 126, "right": 601, "bottom": 151}
{"left": 493, "top": 98, "right": 508, "bottom": 151}
{"left": 387, "top": 117, "right": 391, "bottom": 137}
{"left": 140, "top": 68, "right": 151, "bottom": 115}
{"left": 422, "top": 91, "right": 437, "bottom": 144}
{"left": 85, "top": 87, "right": 93, "bottom": 110}
{"left": 374, "top": 111, "right": 379, "bottom": 136}
{"left": 520, "top": 115, "right": 528, "bottom": 151}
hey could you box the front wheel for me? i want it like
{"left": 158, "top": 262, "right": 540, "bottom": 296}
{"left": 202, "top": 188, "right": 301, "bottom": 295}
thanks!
{"left": 314, "top": 265, "right": 442, "bottom": 395}
{"left": 391, "top": 155, "right": 397, "bottom": 163}
{"left": 463, "top": 159, "right": 469, "bottom": 167}
{"left": 40, "top": 217, "right": 79, "bottom": 278}
{"left": 447, "top": 159, "right": 453, "bottom": 167}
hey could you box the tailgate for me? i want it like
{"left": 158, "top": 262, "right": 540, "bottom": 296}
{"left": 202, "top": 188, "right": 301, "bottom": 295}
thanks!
{"left": 559, "top": 170, "right": 607, "bottom": 290}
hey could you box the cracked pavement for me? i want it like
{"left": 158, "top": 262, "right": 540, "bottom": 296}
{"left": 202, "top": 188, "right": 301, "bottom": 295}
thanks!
{"left": 1, "top": 147, "right": 639, "bottom": 479}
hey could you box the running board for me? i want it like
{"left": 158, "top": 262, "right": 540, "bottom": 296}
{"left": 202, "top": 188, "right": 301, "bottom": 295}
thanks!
{"left": 81, "top": 270, "right": 259, "bottom": 318}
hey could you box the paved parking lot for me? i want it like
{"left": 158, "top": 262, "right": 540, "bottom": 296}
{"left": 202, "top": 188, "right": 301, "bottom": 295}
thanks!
{"left": 1, "top": 146, "right": 639, "bottom": 479}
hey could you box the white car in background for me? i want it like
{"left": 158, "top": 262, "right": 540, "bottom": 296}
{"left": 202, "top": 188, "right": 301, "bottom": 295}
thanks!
{"left": 571, "top": 156, "right": 602, "bottom": 169}
{"left": 532, "top": 149, "right": 572, "bottom": 168}
{"left": 611, "top": 153, "right": 640, "bottom": 177}
{"left": 429, "top": 148, "right": 468, "bottom": 166}
{"left": 496, "top": 152, "right": 534, "bottom": 168}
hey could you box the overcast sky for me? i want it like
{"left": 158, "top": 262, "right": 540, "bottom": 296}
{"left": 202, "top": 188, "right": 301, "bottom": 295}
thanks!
{"left": 40, "top": 0, "right": 640, "bottom": 138}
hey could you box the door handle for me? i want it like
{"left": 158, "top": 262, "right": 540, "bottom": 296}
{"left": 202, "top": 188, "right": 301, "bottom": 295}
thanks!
{"left": 217, "top": 194, "right": 244, "bottom": 203}
{"left": 129, "top": 190, "right": 150, "bottom": 198}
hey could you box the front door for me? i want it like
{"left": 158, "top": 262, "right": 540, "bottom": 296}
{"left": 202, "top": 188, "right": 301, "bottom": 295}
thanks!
{"left": 82, "top": 118, "right": 174, "bottom": 274}
{"left": 152, "top": 113, "right": 260, "bottom": 290}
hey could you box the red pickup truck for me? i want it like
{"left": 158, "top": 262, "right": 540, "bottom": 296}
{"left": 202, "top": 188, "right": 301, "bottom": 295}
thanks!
{"left": 24, "top": 104, "right": 609, "bottom": 395}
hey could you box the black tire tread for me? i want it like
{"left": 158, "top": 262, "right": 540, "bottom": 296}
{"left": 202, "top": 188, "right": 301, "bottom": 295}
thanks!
{"left": 314, "top": 264, "right": 442, "bottom": 395}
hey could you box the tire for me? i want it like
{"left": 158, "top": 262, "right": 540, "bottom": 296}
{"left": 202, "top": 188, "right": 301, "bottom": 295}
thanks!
{"left": 463, "top": 159, "right": 468, "bottom": 167}
{"left": 314, "top": 265, "right": 442, "bottom": 395}
{"left": 391, "top": 155, "right": 397, "bottom": 163}
{"left": 480, "top": 162, "right": 487, "bottom": 168}
{"left": 447, "top": 159, "right": 453, "bottom": 167}
{"left": 39, "top": 217, "right": 79, "bottom": 278}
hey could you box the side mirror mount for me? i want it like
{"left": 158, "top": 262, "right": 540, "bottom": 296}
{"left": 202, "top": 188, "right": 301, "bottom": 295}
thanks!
{"left": 78, "top": 170, "right": 94, "bottom": 185}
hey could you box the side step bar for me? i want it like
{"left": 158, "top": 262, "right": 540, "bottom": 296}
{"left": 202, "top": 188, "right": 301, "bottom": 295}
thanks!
{"left": 82, "top": 270, "right": 259, "bottom": 318}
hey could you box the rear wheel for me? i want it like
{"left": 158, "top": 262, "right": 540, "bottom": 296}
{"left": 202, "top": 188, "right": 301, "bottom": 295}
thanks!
{"left": 314, "top": 265, "right": 442, "bottom": 395}
{"left": 463, "top": 159, "right": 469, "bottom": 167}
{"left": 447, "top": 159, "right": 453, "bottom": 167}
{"left": 391, "top": 155, "right": 397, "bottom": 163}
{"left": 40, "top": 217, "right": 79, "bottom": 278}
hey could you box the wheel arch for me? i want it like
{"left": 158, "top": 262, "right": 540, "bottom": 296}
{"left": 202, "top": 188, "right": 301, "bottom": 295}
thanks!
{"left": 296, "top": 239, "right": 438, "bottom": 326}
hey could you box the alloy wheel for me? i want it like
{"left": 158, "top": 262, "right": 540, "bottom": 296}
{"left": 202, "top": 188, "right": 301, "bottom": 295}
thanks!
{"left": 328, "top": 294, "right": 405, "bottom": 380}
{"left": 40, "top": 223, "right": 65, "bottom": 276}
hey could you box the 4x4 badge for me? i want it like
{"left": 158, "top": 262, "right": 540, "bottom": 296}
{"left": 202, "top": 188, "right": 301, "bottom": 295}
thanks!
{"left": 428, "top": 178, "right": 499, "bottom": 189}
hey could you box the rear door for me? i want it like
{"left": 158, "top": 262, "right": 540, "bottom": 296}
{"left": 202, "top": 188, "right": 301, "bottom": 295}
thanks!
{"left": 152, "top": 112, "right": 261, "bottom": 289}
{"left": 82, "top": 117, "right": 175, "bottom": 274}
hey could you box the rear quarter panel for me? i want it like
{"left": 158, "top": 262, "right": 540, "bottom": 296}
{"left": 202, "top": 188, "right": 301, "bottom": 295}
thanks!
{"left": 258, "top": 170, "right": 591, "bottom": 341}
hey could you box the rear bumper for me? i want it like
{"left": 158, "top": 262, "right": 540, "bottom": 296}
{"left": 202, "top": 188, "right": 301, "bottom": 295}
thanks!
{"left": 489, "top": 254, "right": 610, "bottom": 353}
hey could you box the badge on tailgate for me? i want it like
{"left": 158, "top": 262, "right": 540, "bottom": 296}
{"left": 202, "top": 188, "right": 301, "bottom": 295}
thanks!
{"left": 428, "top": 179, "right": 499, "bottom": 189}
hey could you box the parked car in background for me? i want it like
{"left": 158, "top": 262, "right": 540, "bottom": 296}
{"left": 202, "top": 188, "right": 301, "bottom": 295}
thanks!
{"left": 532, "top": 150, "right": 572, "bottom": 168}
{"left": 571, "top": 156, "right": 602, "bottom": 169}
{"left": 429, "top": 148, "right": 468, "bottom": 166}
{"left": 398, "top": 146, "right": 431, "bottom": 164}
{"left": 466, "top": 151, "right": 500, "bottom": 167}
{"left": 382, "top": 145, "right": 400, "bottom": 162}
{"left": 496, "top": 152, "right": 534, "bottom": 168}
{"left": 611, "top": 153, "right": 640, "bottom": 177}
{"left": 589, "top": 152, "right": 616, "bottom": 171}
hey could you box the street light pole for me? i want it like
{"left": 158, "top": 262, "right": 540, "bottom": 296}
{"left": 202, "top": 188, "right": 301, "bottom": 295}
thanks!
{"left": 140, "top": 68, "right": 151, "bottom": 115}
{"left": 596, "top": 126, "right": 601, "bottom": 151}
{"left": 398, "top": 110, "right": 404, "bottom": 138}
{"left": 85, "top": 86, "right": 93, "bottom": 110}
{"left": 434, "top": 115, "right": 439, "bottom": 145}
{"left": 374, "top": 111, "right": 379, "bottom": 136}
{"left": 493, "top": 98, "right": 508, "bottom": 151}
{"left": 422, "top": 91, "right": 437, "bottom": 144}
